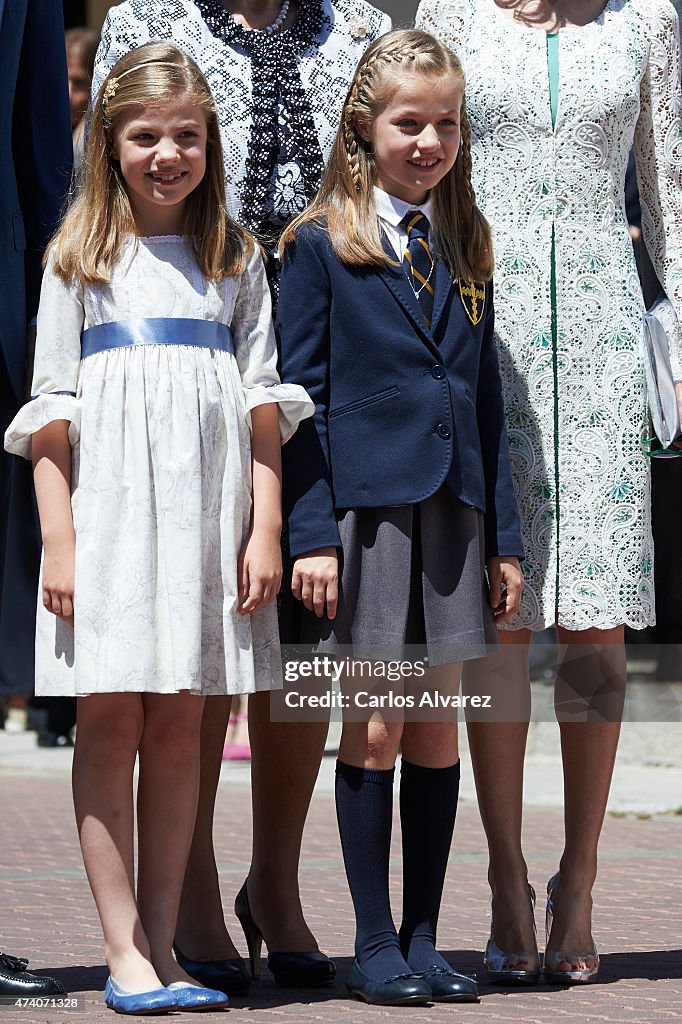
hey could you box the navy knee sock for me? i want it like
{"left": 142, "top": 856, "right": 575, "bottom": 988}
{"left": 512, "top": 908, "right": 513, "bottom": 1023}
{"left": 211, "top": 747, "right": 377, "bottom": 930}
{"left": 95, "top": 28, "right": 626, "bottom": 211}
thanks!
{"left": 399, "top": 758, "right": 460, "bottom": 972}
{"left": 335, "top": 760, "right": 411, "bottom": 980}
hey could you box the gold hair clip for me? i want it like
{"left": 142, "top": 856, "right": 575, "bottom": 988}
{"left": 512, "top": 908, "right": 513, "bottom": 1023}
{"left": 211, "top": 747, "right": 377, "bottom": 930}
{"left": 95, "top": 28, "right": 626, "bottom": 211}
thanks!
{"left": 102, "top": 75, "right": 119, "bottom": 118}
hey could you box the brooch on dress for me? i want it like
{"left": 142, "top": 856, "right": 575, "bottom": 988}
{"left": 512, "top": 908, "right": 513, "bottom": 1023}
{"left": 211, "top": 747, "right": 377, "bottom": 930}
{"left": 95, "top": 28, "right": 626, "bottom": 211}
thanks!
{"left": 348, "top": 14, "right": 368, "bottom": 39}
{"left": 458, "top": 280, "right": 485, "bottom": 325}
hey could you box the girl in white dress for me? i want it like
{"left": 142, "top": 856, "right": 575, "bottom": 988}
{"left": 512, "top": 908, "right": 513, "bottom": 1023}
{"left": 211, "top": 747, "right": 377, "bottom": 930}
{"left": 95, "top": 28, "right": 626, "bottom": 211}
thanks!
{"left": 4, "top": 43, "right": 311, "bottom": 1015}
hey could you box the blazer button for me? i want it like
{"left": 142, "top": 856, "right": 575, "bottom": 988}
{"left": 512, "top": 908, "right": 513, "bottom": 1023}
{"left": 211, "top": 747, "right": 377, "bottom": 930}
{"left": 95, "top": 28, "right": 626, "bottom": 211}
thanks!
{"left": 436, "top": 423, "right": 451, "bottom": 440}
{"left": 431, "top": 364, "right": 446, "bottom": 380}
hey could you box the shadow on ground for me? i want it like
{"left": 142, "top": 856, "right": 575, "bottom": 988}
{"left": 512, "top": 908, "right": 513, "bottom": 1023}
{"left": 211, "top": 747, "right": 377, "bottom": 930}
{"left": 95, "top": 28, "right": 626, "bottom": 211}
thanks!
{"left": 42, "top": 949, "right": 682, "bottom": 1005}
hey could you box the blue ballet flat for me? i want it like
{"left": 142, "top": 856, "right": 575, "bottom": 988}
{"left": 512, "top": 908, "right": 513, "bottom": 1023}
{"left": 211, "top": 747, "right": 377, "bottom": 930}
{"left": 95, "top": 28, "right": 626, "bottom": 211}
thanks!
{"left": 167, "top": 981, "right": 229, "bottom": 1010}
{"left": 104, "top": 977, "right": 178, "bottom": 1015}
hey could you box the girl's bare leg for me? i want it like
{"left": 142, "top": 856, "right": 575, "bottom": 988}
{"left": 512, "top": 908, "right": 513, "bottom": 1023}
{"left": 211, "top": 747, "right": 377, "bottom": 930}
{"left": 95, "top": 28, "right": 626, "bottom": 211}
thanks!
{"left": 175, "top": 695, "right": 241, "bottom": 960}
{"left": 462, "top": 630, "right": 537, "bottom": 964}
{"left": 339, "top": 716, "right": 404, "bottom": 769}
{"left": 246, "top": 696, "right": 328, "bottom": 951}
{"left": 548, "top": 624, "right": 625, "bottom": 968}
{"left": 136, "top": 691, "right": 207, "bottom": 985}
{"left": 72, "top": 693, "right": 160, "bottom": 991}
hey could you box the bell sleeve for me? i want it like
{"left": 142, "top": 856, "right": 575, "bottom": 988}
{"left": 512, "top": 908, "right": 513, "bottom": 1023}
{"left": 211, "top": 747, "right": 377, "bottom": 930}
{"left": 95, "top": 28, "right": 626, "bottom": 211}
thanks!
{"left": 232, "top": 244, "right": 314, "bottom": 444}
{"left": 634, "top": 0, "right": 682, "bottom": 380}
{"left": 4, "top": 254, "right": 84, "bottom": 458}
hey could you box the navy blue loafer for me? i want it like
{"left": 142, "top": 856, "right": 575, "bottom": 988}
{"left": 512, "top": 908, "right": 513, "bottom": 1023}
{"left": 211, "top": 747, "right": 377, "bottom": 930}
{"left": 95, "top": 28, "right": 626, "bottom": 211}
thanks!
{"left": 104, "top": 977, "right": 178, "bottom": 1015}
{"left": 172, "top": 943, "right": 250, "bottom": 995}
{"left": 414, "top": 966, "right": 479, "bottom": 1003}
{"left": 346, "top": 959, "right": 431, "bottom": 1006}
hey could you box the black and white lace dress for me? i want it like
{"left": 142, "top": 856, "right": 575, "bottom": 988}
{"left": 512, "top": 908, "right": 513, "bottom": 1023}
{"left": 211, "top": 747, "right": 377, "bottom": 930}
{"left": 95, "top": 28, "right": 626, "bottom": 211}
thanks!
{"left": 93, "top": 0, "right": 391, "bottom": 285}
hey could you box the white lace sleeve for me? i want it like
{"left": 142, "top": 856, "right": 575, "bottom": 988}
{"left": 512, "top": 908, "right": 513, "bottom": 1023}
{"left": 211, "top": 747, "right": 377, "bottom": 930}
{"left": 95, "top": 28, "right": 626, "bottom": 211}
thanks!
{"left": 415, "top": 0, "right": 466, "bottom": 49}
{"left": 634, "top": 0, "right": 682, "bottom": 380}
{"left": 379, "top": 11, "right": 392, "bottom": 33}
{"left": 4, "top": 253, "right": 84, "bottom": 458}
{"left": 232, "top": 246, "right": 313, "bottom": 443}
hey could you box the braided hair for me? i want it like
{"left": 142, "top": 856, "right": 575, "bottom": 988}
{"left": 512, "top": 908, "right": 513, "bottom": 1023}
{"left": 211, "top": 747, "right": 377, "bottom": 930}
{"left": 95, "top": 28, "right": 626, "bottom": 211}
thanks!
{"left": 280, "top": 29, "right": 493, "bottom": 282}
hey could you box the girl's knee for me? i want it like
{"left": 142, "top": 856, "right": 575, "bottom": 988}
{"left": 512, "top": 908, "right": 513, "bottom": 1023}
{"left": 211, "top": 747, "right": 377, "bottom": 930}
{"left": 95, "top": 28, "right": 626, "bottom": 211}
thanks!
{"left": 340, "top": 718, "right": 403, "bottom": 769}
{"left": 139, "top": 699, "right": 205, "bottom": 761}
{"left": 76, "top": 695, "right": 143, "bottom": 758}
{"left": 401, "top": 721, "right": 458, "bottom": 767}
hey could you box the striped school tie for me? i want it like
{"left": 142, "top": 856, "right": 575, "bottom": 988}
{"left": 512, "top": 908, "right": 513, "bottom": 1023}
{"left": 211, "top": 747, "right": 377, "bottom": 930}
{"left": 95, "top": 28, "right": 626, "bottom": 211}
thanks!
{"left": 401, "top": 210, "right": 435, "bottom": 328}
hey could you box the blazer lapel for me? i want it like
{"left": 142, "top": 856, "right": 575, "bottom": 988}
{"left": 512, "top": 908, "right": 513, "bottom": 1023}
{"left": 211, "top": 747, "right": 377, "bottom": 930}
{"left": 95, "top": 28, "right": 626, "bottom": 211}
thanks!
{"left": 430, "top": 258, "right": 455, "bottom": 336}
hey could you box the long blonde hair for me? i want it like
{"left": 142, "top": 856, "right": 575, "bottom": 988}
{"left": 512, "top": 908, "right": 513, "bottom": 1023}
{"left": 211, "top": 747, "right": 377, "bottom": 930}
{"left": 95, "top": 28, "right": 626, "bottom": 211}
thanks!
{"left": 280, "top": 29, "right": 492, "bottom": 281}
{"left": 49, "top": 42, "right": 252, "bottom": 283}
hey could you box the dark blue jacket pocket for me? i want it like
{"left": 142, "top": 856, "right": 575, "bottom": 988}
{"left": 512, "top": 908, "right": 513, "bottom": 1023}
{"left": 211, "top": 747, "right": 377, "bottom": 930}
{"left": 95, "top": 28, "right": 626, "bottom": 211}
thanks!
{"left": 329, "top": 386, "right": 400, "bottom": 419}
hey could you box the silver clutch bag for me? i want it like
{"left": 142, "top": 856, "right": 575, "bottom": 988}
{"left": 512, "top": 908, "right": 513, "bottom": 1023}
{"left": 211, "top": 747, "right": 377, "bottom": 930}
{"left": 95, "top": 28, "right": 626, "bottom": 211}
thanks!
{"left": 642, "top": 296, "right": 682, "bottom": 452}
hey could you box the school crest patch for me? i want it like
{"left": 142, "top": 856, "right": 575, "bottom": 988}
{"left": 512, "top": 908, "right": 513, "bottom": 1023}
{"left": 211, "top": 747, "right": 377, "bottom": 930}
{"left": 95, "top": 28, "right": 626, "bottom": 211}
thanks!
{"left": 458, "top": 280, "right": 486, "bottom": 326}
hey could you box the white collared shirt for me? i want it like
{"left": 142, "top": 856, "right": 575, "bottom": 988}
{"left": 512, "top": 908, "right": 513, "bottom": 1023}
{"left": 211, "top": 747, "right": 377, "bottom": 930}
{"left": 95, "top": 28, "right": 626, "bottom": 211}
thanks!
{"left": 373, "top": 186, "right": 434, "bottom": 261}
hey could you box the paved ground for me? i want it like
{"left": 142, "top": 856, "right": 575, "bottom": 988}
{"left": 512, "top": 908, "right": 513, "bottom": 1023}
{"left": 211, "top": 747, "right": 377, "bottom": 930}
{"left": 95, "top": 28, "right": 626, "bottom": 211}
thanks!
{"left": 1, "top": 726, "right": 681, "bottom": 1024}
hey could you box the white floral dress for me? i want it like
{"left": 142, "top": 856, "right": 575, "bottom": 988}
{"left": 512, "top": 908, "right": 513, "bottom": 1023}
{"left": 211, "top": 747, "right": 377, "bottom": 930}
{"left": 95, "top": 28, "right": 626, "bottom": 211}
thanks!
{"left": 417, "top": 0, "right": 682, "bottom": 631}
{"left": 4, "top": 237, "right": 313, "bottom": 696}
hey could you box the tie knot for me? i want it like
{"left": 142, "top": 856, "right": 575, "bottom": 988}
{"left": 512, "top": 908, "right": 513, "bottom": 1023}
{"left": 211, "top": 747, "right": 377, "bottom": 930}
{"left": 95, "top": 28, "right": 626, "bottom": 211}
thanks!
{"left": 401, "top": 210, "right": 430, "bottom": 241}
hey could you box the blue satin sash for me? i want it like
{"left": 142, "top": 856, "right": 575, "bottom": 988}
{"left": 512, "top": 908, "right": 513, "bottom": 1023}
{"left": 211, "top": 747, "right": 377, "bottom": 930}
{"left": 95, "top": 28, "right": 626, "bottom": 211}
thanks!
{"left": 81, "top": 318, "right": 233, "bottom": 359}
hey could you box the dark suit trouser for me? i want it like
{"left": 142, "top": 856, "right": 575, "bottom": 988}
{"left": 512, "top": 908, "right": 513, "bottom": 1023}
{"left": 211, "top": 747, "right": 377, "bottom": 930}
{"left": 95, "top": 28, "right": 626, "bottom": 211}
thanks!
{"left": 0, "top": 364, "right": 40, "bottom": 695}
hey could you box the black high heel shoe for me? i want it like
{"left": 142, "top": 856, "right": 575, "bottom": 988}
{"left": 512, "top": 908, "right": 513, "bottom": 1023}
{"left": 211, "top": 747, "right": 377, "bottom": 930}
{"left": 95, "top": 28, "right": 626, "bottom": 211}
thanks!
{"left": 234, "top": 880, "right": 336, "bottom": 987}
{"left": 172, "top": 942, "right": 250, "bottom": 996}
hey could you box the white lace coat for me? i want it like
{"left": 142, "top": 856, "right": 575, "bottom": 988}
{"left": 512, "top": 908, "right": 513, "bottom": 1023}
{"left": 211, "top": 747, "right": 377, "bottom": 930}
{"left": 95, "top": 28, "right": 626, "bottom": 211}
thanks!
{"left": 417, "top": 0, "right": 682, "bottom": 630}
{"left": 5, "top": 238, "right": 313, "bottom": 696}
{"left": 92, "top": 0, "right": 391, "bottom": 229}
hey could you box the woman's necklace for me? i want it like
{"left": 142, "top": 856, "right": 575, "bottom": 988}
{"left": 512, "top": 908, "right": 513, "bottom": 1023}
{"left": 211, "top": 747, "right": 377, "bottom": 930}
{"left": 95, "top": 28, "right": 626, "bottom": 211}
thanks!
{"left": 264, "top": 0, "right": 290, "bottom": 34}
{"left": 225, "top": 0, "right": 291, "bottom": 34}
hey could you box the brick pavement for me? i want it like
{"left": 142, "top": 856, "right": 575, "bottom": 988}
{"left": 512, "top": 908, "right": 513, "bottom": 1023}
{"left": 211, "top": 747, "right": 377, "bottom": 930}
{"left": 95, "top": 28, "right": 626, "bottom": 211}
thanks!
{"left": 1, "top": 765, "right": 681, "bottom": 1024}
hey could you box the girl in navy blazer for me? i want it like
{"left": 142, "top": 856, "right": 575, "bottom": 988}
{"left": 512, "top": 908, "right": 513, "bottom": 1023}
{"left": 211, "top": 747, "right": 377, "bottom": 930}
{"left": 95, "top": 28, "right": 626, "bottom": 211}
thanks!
{"left": 277, "top": 29, "right": 524, "bottom": 1008}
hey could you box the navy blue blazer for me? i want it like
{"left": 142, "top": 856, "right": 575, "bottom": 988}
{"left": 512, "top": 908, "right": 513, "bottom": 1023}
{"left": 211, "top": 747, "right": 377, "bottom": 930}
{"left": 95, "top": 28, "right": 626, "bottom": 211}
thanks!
{"left": 276, "top": 223, "right": 524, "bottom": 562}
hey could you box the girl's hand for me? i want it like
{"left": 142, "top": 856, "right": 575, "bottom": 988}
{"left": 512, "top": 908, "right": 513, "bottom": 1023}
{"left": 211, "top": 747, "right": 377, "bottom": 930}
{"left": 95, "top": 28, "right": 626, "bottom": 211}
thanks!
{"left": 238, "top": 527, "right": 283, "bottom": 614}
{"left": 42, "top": 535, "right": 76, "bottom": 626}
{"left": 487, "top": 556, "right": 524, "bottom": 622}
{"left": 291, "top": 547, "right": 339, "bottom": 619}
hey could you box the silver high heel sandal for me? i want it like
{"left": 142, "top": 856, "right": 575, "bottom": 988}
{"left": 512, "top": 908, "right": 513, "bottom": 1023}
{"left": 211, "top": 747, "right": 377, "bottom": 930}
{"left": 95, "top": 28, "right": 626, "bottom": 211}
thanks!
{"left": 544, "top": 873, "right": 600, "bottom": 984}
{"left": 484, "top": 884, "right": 542, "bottom": 985}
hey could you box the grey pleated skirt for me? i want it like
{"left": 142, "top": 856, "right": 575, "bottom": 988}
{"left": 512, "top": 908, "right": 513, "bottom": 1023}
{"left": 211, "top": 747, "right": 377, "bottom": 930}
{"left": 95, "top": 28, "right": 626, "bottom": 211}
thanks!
{"left": 291, "top": 487, "right": 498, "bottom": 667}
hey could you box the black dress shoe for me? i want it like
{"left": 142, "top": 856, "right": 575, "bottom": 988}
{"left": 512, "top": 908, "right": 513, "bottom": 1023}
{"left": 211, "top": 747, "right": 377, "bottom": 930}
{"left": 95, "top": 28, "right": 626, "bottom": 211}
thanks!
{"left": 268, "top": 951, "right": 335, "bottom": 988}
{"left": 234, "top": 880, "right": 335, "bottom": 987}
{"left": 346, "top": 959, "right": 431, "bottom": 1006}
{"left": 0, "top": 952, "right": 65, "bottom": 997}
{"left": 37, "top": 731, "right": 74, "bottom": 748}
{"left": 172, "top": 943, "right": 250, "bottom": 995}
{"left": 413, "top": 966, "right": 479, "bottom": 1003}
